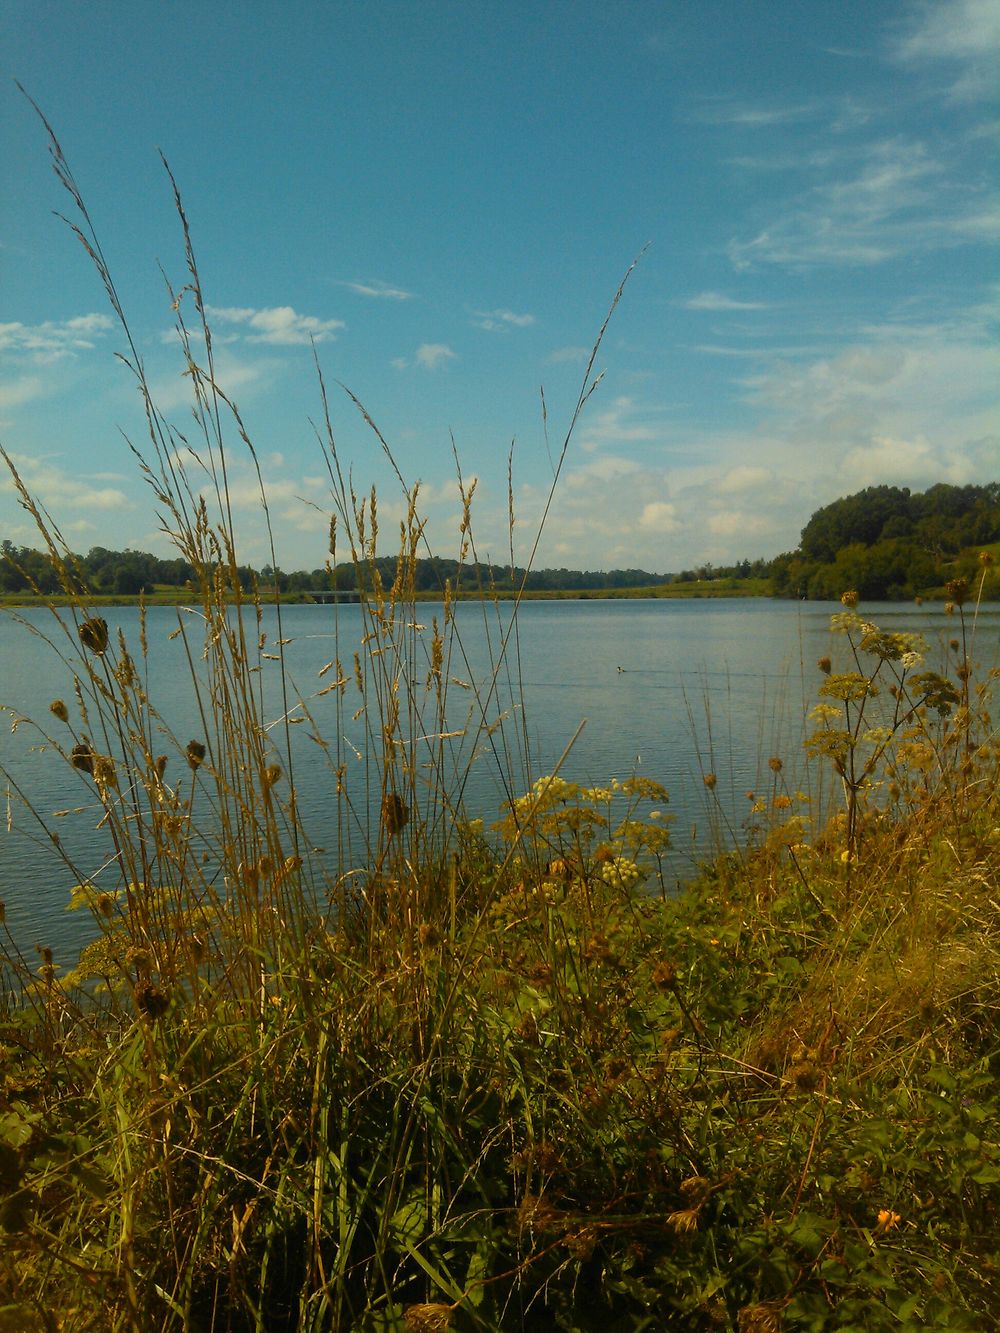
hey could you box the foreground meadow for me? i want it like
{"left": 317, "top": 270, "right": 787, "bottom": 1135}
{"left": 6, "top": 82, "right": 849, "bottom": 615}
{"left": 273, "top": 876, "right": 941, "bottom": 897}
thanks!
{"left": 2, "top": 114, "right": 999, "bottom": 1331}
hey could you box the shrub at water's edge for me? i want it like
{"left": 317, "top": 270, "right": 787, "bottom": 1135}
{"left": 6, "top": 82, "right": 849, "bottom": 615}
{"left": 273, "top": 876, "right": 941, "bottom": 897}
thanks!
{"left": 2, "top": 117, "right": 1000, "bottom": 1331}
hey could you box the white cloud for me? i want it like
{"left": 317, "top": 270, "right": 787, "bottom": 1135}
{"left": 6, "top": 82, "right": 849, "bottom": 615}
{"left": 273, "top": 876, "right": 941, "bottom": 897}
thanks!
{"left": 895, "top": 0, "right": 1000, "bottom": 98}
{"left": 204, "top": 305, "right": 344, "bottom": 345}
{"left": 473, "top": 308, "right": 535, "bottom": 331}
{"left": 577, "top": 397, "right": 659, "bottom": 449}
{"left": 707, "top": 510, "right": 772, "bottom": 538}
{"left": 0, "top": 452, "right": 131, "bottom": 512}
{"left": 684, "top": 292, "right": 768, "bottom": 311}
{"left": 345, "top": 280, "right": 414, "bottom": 300}
{"left": 415, "top": 343, "right": 457, "bottom": 371}
{"left": 147, "top": 350, "right": 273, "bottom": 413}
{"left": 0, "top": 314, "right": 113, "bottom": 362}
{"left": 638, "top": 501, "right": 679, "bottom": 532}
{"left": 718, "top": 466, "right": 773, "bottom": 494}
{"left": 0, "top": 377, "right": 44, "bottom": 411}
{"left": 725, "top": 137, "right": 993, "bottom": 269}
{"left": 695, "top": 101, "right": 818, "bottom": 128}
{"left": 547, "top": 346, "right": 591, "bottom": 364}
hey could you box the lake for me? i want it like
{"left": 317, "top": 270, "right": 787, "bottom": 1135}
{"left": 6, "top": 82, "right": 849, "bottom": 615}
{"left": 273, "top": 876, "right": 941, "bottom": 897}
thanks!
{"left": 2, "top": 597, "right": 997, "bottom": 959}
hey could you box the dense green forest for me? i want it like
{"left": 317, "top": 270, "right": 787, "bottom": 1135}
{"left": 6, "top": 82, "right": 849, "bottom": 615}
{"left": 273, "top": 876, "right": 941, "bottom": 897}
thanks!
{"left": 2, "top": 480, "right": 997, "bottom": 600}
{"left": 769, "top": 481, "right": 1000, "bottom": 599}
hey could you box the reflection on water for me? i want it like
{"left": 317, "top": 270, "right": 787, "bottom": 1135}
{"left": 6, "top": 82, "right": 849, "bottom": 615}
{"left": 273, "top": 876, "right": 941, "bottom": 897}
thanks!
{"left": 1, "top": 597, "right": 996, "bottom": 957}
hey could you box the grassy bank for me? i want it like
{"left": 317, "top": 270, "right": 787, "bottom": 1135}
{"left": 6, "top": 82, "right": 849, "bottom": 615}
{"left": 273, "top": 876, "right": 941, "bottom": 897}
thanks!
{"left": 2, "top": 577, "right": 998, "bottom": 1331}
{"left": 2, "top": 122, "right": 1000, "bottom": 1332}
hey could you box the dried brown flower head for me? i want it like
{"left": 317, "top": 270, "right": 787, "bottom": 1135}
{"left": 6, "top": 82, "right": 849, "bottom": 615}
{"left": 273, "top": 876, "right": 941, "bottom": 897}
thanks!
{"left": 945, "top": 578, "right": 968, "bottom": 606}
{"left": 49, "top": 699, "right": 69, "bottom": 723}
{"left": 840, "top": 590, "right": 859, "bottom": 609}
{"left": 136, "top": 981, "right": 169, "bottom": 1021}
{"left": 404, "top": 1305, "right": 454, "bottom": 1332}
{"left": 78, "top": 617, "right": 109, "bottom": 654}
{"left": 186, "top": 740, "right": 207, "bottom": 769}
{"left": 381, "top": 791, "right": 409, "bottom": 836}
{"left": 652, "top": 961, "right": 678, "bottom": 992}
{"left": 71, "top": 742, "right": 95, "bottom": 775}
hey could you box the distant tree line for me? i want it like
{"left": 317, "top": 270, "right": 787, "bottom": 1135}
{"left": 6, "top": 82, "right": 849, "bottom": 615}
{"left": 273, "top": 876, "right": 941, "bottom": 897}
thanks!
{"left": 3, "top": 481, "right": 996, "bottom": 601}
{"left": 769, "top": 482, "right": 1000, "bottom": 600}
{"left": 0, "top": 541, "right": 256, "bottom": 597}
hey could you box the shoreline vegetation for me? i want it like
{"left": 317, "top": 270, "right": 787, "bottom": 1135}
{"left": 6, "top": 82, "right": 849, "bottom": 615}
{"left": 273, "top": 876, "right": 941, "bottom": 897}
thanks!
{"left": 2, "top": 117, "right": 1000, "bottom": 1331}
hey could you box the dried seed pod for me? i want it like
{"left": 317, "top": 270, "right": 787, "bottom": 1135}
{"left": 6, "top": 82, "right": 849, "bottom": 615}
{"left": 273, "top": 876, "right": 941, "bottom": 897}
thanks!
{"left": 78, "top": 617, "right": 109, "bottom": 654}
{"left": 136, "top": 982, "right": 169, "bottom": 1021}
{"left": 71, "top": 742, "right": 95, "bottom": 775}
{"left": 186, "top": 740, "right": 206, "bottom": 769}
{"left": 49, "top": 699, "right": 69, "bottom": 723}
{"left": 381, "top": 791, "right": 409, "bottom": 837}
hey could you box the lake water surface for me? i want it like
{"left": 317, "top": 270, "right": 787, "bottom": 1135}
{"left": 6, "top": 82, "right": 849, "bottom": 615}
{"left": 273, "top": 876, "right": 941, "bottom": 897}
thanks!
{"left": 2, "top": 597, "right": 997, "bottom": 958}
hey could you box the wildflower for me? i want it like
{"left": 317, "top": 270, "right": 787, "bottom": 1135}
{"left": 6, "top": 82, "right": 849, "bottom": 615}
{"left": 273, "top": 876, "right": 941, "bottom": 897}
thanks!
{"left": 773, "top": 794, "right": 792, "bottom": 810}
{"left": 597, "top": 855, "right": 640, "bottom": 890}
{"left": 840, "top": 590, "right": 859, "bottom": 609}
{"left": 876, "top": 1209, "right": 901, "bottom": 1232}
{"left": 703, "top": 772, "right": 717, "bottom": 790}
{"left": 900, "top": 650, "right": 924, "bottom": 670}
{"left": 817, "top": 656, "right": 832, "bottom": 675}
{"left": 980, "top": 551, "right": 995, "bottom": 567}
{"left": 261, "top": 763, "right": 282, "bottom": 790}
{"left": 78, "top": 617, "right": 109, "bottom": 654}
{"left": 96, "top": 892, "right": 115, "bottom": 917}
{"left": 186, "top": 740, "right": 206, "bottom": 769}
{"left": 944, "top": 601, "right": 955, "bottom": 616}
{"left": 945, "top": 578, "right": 968, "bottom": 606}
{"left": 49, "top": 699, "right": 69, "bottom": 723}
{"left": 768, "top": 756, "right": 783, "bottom": 773}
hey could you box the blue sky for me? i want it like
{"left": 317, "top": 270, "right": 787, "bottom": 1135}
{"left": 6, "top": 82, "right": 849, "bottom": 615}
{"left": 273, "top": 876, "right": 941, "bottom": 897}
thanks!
{"left": 2, "top": 0, "right": 998, "bottom": 574}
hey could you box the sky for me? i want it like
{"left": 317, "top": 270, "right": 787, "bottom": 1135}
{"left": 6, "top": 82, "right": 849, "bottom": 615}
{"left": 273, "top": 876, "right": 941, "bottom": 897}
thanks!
{"left": 1, "top": 1, "right": 998, "bottom": 576}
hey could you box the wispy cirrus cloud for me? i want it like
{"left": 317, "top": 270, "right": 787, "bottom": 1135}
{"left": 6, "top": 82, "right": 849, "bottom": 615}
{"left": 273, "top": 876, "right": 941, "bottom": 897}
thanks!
{"left": 724, "top": 136, "right": 995, "bottom": 269}
{"left": 344, "top": 280, "right": 414, "bottom": 300}
{"left": 204, "top": 305, "right": 344, "bottom": 345}
{"left": 683, "top": 291, "right": 768, "bottom": 311}
{"left": 894, "top": 0, "right": 1000, "bottom": 99}
{"left": 0, "top": 314, "right": 113, "bottom": 363}
{"left": 472, "top": 308, "right": 535, "bottom": 332}
{"left": 693, "top": 100, "right": 819, "bottom": 128}
{"left": 547, "top": 345, "right": 591, "bottom": 364}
